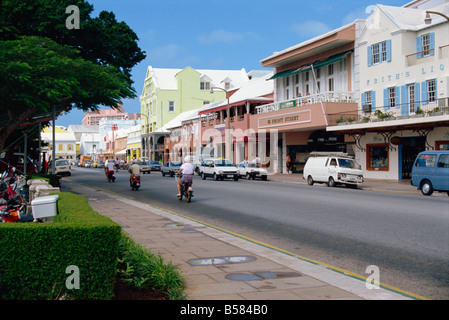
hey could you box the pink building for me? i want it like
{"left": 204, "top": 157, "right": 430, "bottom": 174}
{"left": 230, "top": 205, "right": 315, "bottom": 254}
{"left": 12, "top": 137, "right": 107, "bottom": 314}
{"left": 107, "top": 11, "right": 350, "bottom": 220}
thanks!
{"left": 82, "top": 106, "right": 140, "bottom": 126}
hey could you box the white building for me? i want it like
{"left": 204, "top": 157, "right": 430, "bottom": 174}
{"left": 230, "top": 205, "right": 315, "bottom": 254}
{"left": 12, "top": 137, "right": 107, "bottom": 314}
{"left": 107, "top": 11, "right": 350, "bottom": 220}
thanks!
{"left": 41, "top": 132, "right": 77, "bottom": 160}
{"left": 328, "top": 0, "right": 449, "bottom": 180}
{"left": 79, "top": 133, "right": 100, "bottom": 160}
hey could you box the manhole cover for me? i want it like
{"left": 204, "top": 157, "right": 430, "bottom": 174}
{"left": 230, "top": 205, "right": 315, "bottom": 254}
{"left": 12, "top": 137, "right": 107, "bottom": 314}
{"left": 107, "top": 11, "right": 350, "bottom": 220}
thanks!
{"left": 187, "top": 256, "right": 256, "bottom": 266}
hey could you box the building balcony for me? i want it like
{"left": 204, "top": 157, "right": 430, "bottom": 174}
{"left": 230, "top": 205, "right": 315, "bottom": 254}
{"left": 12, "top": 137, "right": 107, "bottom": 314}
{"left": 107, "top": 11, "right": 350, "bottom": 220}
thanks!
{"left": 201, "top": 113, "right": 251, "bottom": 131}
{"left": 255, "top": 91, "right": 356, "bottom": 115}
{"left": 250, "top": 91, "right": 358, "bottom": 131}
{"left": 328, "top": 97, "right": 449, "bottom": 131}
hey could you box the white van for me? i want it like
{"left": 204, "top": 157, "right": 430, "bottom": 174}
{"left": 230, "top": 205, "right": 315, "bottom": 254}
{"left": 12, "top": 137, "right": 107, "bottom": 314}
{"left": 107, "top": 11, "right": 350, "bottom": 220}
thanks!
{"left": 303, "top": 154, "right": 364, "bottom": 188}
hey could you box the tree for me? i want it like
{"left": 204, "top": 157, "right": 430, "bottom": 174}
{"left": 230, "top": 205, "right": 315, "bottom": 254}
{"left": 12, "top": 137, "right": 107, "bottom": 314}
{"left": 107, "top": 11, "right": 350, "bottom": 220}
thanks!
{"left": 0, "top": 0, "right": 146, "bottom": 153}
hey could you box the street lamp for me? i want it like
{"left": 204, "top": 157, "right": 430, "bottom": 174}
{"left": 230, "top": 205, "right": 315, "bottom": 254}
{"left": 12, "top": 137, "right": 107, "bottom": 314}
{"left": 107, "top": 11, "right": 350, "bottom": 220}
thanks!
{"left": 210, "top": 86, "right": 232, "bottom": 160}
{"left": 425, "top": 10, "right": 449, "bottom": 24}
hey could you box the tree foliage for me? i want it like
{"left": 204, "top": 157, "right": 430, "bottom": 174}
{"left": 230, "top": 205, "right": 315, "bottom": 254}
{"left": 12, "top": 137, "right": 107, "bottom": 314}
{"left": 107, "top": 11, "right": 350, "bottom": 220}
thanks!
{"left": 0, "top": 0, "right": 146, "bottom": 152}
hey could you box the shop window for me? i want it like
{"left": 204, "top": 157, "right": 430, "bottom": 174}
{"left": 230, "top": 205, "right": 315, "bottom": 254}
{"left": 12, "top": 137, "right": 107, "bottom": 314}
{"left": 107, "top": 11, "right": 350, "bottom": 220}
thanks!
{"left": 366, "top": 144, "right": 389, "bottom": 170}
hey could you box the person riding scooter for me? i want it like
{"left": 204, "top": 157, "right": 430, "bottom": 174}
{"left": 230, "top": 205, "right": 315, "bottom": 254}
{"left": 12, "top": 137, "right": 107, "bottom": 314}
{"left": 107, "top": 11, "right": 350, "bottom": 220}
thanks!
{"left": 128, "top": 160, "right": 141, "bottom": 186}
{"left": 176, "top": 156, "right": 194, "bottom": 197}
{"left": 105, "top": 159, "right": 115, "bottom": 181}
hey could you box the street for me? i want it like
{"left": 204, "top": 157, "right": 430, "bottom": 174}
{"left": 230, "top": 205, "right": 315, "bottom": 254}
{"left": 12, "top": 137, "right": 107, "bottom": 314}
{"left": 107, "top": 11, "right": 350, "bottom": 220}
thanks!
{"left": 65, "top": 166, "right": 449, "bottom": 300}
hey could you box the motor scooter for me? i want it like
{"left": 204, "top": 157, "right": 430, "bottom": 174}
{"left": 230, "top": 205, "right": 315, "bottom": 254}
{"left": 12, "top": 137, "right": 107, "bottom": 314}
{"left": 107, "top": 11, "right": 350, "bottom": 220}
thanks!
{"left": 130, "top": 174, "right": 140, "bottom": 191}
{"left": 106, "top": 169, "right": 116, "bottom": 182}
{"left": 0, "top": 171, "right": 32, "bottom": 223}
{"left": 175, "top": 174, "right": 193, "bottom": 202}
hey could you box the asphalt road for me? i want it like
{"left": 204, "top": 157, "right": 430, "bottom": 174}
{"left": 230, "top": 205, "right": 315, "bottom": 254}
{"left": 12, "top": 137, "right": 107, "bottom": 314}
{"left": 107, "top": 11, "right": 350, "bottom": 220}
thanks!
{"left": 66, "top": 166, "right": 449, "bottom": 300}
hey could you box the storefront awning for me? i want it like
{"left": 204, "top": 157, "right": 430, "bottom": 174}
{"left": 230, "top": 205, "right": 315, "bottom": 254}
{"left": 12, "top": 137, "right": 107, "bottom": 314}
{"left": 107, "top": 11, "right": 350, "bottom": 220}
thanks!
{"left": 268, "top": 68, "right": 299, "bottom": 80}
{"left": 298, "top": 51, "right": 351, "bottom": 74}
{"left": 269, "top": 50, "right": 353, "bottom": 79}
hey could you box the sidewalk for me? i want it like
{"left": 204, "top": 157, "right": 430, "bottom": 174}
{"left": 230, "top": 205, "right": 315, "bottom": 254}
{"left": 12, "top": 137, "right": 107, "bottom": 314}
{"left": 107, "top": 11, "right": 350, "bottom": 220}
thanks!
{"left": 64, "top": 179, "right": 416, "bottom": 300}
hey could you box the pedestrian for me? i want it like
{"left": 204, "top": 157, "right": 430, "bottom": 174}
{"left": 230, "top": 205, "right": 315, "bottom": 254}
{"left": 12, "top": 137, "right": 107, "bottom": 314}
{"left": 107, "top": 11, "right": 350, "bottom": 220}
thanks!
{"left": 286, "top": 154, "right": 291, "bottom": 174}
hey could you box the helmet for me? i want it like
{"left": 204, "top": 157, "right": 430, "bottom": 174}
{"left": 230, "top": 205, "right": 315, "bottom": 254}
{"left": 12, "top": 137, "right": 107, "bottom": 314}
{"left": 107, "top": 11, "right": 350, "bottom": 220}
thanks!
{"left": 184, "top": 156, "right": 190, "bottom": 163}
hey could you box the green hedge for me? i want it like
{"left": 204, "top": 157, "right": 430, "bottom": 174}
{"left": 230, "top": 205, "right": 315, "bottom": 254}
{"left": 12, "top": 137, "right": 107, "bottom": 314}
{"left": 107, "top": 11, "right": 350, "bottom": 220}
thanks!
{"left": 0, "top": 192, "right": 121, "bottom": 300}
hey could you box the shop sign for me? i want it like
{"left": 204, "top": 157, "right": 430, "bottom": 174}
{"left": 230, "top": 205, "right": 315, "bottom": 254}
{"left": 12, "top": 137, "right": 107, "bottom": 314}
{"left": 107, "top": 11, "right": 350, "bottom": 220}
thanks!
{"left": 258, "top": 110, "right": 311, "bottom": 129}
{"left": 391, "top": 136, "right": 401, "bottom": 145}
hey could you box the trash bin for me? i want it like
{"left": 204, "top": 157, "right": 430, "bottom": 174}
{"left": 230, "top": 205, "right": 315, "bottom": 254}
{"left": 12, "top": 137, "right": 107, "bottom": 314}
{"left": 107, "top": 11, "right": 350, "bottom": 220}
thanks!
{"left": 31, "top": 195, "right": 59, "bottom": 219}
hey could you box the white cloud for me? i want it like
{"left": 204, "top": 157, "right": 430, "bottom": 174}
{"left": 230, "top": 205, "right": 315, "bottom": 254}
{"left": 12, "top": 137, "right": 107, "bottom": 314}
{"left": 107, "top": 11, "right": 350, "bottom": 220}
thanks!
{"left": 290, "top": 20, "right": 332, "bottom": 38}
{"left": 198, "top": 29, "right": 246, "bottom": 44}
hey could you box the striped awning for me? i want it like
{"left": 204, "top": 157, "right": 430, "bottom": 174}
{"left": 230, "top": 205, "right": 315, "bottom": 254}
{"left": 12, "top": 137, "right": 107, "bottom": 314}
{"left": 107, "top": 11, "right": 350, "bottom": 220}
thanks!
{"left": 269, "top": 50, "right": 353, "bottom": 80}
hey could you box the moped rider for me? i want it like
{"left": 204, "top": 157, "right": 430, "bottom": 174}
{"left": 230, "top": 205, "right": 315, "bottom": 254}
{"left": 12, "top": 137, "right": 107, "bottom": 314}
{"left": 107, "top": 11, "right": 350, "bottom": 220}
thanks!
{"left": 105, "top": 159, "right": 115, "bottom": 180}
{"left": 128, "top": 160, "right": 141, "bottom": 184}
{"left": 176, "top": 156, "right": 194, "bottom": 197}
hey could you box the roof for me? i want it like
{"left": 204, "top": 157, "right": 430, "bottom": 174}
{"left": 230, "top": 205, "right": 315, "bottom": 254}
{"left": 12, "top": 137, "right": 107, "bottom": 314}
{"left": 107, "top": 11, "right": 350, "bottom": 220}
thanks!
{"left": 162, "top": 109, "right": 201, "bottom": 130}
{"left": 145, "top": 66, "right": 250, "bottom": 91}
{"left": 41, "top": 132, "right": 76, "bottom": 142}
{"left": 261, "top": 21, "right": 358, "bottom": 65}
{"left": 375, "top": 3, "right": 449, "bottom": 31}
{"left": 67, "top": 125, "right": 99, "bottom": 133}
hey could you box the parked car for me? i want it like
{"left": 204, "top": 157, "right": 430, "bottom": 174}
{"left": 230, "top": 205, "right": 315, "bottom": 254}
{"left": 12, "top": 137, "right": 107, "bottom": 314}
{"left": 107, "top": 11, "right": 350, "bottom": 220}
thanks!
{"left": 55, "top": 159, "right": 71, "bottom": 176}
{"left": 411, "top": 150, "right": 449, "bottom": 196}
{"left": 238, "top": 161, "right": 268, "bottom": 180}
{"left": 96, "top": 161, "right": 105, "bottom": 169}
{"left": 148, "top": 160, "right": 161, "bottom": 171}
{"left": 199, "top": 158, "right": 240, "bottom": 181}
{"left": 161, "top": 161, "right": 182, "bottom": 177}
{"left": 138, "top": 161, "right": 151, "bottom": 174}
{"left": 303, "top": 155, "right": 363, "bottom": 188}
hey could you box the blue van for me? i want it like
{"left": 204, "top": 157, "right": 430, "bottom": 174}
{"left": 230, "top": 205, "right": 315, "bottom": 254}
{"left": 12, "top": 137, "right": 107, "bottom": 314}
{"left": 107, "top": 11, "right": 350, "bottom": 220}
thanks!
{"left": 411, "top": 150, "right": 449, "bottom": 196}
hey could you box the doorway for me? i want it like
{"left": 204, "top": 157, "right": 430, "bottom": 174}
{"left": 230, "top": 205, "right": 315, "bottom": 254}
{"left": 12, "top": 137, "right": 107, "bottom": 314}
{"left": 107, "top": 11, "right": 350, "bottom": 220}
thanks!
{"left": 401, "top": 136, "right": 425, "bottom": 179}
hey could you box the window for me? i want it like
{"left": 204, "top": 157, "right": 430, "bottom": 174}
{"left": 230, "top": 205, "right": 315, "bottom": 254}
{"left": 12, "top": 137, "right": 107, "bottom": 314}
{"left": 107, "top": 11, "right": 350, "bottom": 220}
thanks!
{"left": 362, "top": 91, "right": 375, "bottom": 112}
{"left": 372, "top": 43, "right": 380, "bottom": 64}
{"left": 437, "top": 154, "right": 449, "bottom": 168}
{"left": 168, "top": 101, "right": 175, "bottom": 112}
{"left": 417, "top": 33, "right": 435, "bottom": 58}
{"left": 367, "top": 144, "right": 389, "bottom": 170}
{"left": 420, "top": 79, "right": 437, "bottom": 104}
{"left": 224, "top": 82, "right": 230, "bottom": 90}
{"left": 408, "top": 84, "right": 416, "bottom": 114}
{"left": 415, "top": 154, "right": 437, "bottom": 167}
{"left": 200, "top": 81, "right": 210, "bottom": 90}
{"left": 368, "top": 40, "right": 391, "bottom": 66}
{"left": 58, "top": 144, "right": 63, "bottom": 151}
{"left": 68, "top": 144, "right": 73, "bottom": 151}
{"left": 383, "top": 87, "right": 397, "bottom": 109}
{"left": 381, "top": 41, "right": 387, "bottom": 62}
{"left": 389, "top": 87, "right": 396, "bottom": 108}
{"left": 328, "top": 64, "right": 334, "bottom": 76}
{"left": 422, "top": 34, "right": 431, "bottom": 56}
{"left": 427, "top": 79, "right": 436, "bottom": 103}
{"left": 328, "top": 78, "right": 334, "bottom": 92}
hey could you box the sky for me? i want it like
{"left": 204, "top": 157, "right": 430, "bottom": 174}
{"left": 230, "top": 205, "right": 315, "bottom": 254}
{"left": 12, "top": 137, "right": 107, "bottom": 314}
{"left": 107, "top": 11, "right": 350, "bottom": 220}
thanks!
{"left": 55, "top": 0, "right": 407, "bottom": 127}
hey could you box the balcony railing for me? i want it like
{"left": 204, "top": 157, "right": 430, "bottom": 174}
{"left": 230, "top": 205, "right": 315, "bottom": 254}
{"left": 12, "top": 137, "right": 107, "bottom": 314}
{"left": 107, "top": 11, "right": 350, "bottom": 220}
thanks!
{"left": 329, "top": 97, "right": 449, "bottom": 126}
{"left": 255, "top": 91, "right": 355, "bottom": 115}
{"left": 201, "top": 113, "right": 248, "bottom": 128}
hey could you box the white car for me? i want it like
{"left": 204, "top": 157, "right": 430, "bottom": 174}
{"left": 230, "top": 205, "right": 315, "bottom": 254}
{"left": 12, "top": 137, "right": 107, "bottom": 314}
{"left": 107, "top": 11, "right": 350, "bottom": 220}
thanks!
{"left": 199, "top": 158, "right": 240, "bottom": 181}
{"left": 238, "top": 161, "right": 268, "bottom": 180}
{"left": 55, "top": 159, "right": 71, "bottom": 176}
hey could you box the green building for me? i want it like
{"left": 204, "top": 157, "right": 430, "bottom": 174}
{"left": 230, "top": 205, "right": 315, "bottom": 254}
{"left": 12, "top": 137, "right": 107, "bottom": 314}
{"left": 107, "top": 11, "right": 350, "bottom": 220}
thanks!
{"left": 140, "top": 66, "right": 251, "bottom": 160}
